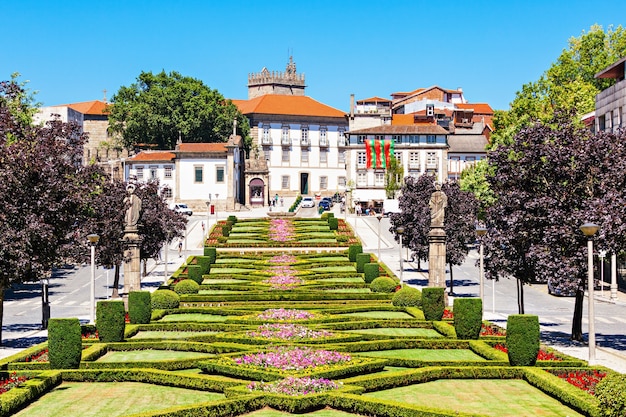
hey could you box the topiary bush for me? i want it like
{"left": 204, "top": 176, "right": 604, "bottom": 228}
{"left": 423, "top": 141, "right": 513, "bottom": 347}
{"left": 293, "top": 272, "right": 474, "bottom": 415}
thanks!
{"left": 422, "top": 287, "right": 446, "bottom": 321}
{"left": 96, "top": 300, "right": 125, "bottom": 343}
{"left": 174, "top": 278, "right": 200, "bottom": 295}
{"left": 595, "top": 373, "right": 626, "bottom": 417}
{"left": 48, "top": 318, "right": 82, "bottom": 369}
{"left": 227, "top": 215, "right": 237, "bottom": 223}
{"left": 196, "top": 256, "right": 212, "bottom": 274}
{"left": 128, "top": 291, "right": 151, "bottom": 324}
{"left": 363, "top": 262, "right": 380, "bottom": 283}
{"left": 151, "top": 289, "right": 180, "bottom": 310}
{"left": 222, "top": 225, "right": 230, "bottom": 237}
{"left": 453, "top": 298, "right": 482, "bottom": 339}
{"left": 328, "top": 217, "right": 338, "bottom": 230}
{"left": 356, "top": 253, "right": 371, "bottom": 273}
{"left": 392, "top": 286, "right": 422, "bottom": 307}
{"left": 204, "top": 246, "right": 217, "bottom": 263}
{"left": 187, "top": 265, "right": 204, "bottom": 285}
{"left": 506, "top": 314, "right": 540, "bottom": 366}
{"left": 348, "top": 244, "right": 363, "bottom": 262}
{"left": 370, "top": 277, "right": 397, "bottom": 293}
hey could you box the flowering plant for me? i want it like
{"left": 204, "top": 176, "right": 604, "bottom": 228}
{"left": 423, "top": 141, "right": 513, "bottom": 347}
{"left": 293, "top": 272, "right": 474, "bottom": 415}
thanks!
{"left": 256, "top": 308, "right": 316, "bottom": 321}
{"left": 234, "top": 346, "right": 351, "bottom": 371}
{"left": 548, "top": 369, "right": 607, "bottom": 395}
{"left": 480, "top": 323, "right": 506, "bottom": 337}
{"left": 263, "top": 264, "right": 303, "bottom": 290}
{"left": 247, "top": 323, "right": 334, "bottom": 340}
{"left": 493, "top": 344, "right": 562, "bottom": 361}
{"left": 24, "top": 349, "right": 48, "bottom": 363}
{"left": 268, "top": 254, "right": 297, "bottom": 264}
{"left": 0, "top": 372, "right": 29, "bottom": 395}
{"left": 247, "top": 376, "right": 341, "bottom": 396}
{"left": 269, "top": 219, "right": 296, "bottom": 242}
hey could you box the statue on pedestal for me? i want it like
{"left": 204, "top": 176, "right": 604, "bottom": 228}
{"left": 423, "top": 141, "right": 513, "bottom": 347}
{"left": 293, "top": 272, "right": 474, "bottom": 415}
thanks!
{"left": 124, "top": 183, "right": 142, "bottom": 230}
{"left": 429, "top": 183, "right": 447, "bottom": 227}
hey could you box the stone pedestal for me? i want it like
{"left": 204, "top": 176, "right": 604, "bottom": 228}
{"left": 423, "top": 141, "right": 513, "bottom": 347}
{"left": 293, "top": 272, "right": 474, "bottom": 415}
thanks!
{"left": 122, "top": 227, "right": 142, "bottom": 297}
{"left": 428, "top": 227, "right": 447, "bottom": 288}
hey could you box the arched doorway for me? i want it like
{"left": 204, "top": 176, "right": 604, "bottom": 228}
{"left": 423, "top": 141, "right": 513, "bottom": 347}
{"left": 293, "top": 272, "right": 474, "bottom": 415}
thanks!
{"left": 249, "top": 178, "right": 265, "bottom": 206}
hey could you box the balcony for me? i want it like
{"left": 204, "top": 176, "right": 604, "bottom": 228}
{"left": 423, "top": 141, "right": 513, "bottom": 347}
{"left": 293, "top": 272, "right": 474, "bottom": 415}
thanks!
{"left": 301, "top": 138, "right": 310, "bottom": 147}
{"left": 281, "top": 137, "right": 291, "bottom": 146}
{"left": 319, "top": 138, "right": 329, "bottom": 147}
{"left": 338, "top": 137, "right": 347, "bottom": 146}
{"left": 261, "top": 136, "right": 272, "bottom": 145}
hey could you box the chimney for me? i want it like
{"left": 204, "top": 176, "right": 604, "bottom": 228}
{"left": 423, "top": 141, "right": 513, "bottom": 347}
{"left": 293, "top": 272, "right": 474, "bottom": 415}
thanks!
{"left": 350, "top": 94, "right": 355, "bottom": 118}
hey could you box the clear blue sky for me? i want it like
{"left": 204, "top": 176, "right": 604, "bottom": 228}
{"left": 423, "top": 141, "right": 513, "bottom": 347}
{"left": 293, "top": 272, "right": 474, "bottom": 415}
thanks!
{"left": 2, "top": 1, "right": 625, "bottom": 111}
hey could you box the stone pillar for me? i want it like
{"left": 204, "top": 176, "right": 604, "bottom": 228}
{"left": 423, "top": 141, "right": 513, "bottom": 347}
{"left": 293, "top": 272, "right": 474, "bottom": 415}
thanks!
{"left": 428, "top": 227, "right": 447, "bottom": 288}
{"left": 122, "top": 227, "right": 142, "bottom": 296}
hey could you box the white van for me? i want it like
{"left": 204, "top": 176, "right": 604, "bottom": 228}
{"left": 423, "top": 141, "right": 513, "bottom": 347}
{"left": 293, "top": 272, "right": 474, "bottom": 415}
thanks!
{"left": 170, "top": 203, "right": 193, "bottom": 216}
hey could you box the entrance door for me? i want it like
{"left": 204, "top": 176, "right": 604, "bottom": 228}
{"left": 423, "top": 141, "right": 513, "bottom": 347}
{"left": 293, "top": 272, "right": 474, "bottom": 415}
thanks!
{"left": 249, "top": 178, "right": 265, "bottom": 206}
{"left": 300, "top": 173, "right": 309, "bottom": 195}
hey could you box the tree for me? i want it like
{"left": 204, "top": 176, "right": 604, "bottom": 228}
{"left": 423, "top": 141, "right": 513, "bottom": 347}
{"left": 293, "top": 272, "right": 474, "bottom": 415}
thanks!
{"left": 459, "top": 159, "right": 495, "bottom": 220}
{"left": 384, "top": 157, "right": 404, "bottom": 199}
{"left": 108, "top": 70, "right": 251, "bottom": 152}
{"left": 0, "top": 79, "right": 96, "bottom": 344}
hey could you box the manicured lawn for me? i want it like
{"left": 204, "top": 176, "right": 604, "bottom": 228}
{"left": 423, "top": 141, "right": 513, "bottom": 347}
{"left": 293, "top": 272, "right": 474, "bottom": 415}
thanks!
{"left": 323, "top": 288, "right": 371, "bottom": 293}
{"left": 312, "top": 266, "right": 356, "bottom": 273}
{"left": 203, "top": 278, "right": 250, "bottom": 284}
{"left": 364, "top": 379, "right": 584, "bottom": 417}
{"left": 240, "top": 408, "right": 366, "bottom": 417}
{"left": 344, "top": 328, "right": 443, "bottom": 337}
{"left": 216, "top": 258, "right": 259, "bottom": 263}
{"left": 209, "top": 268, "right": 254, "bottom": 274}
{"left": 159, "top": 313, "right": 229, "bottom": 322}
{"left": 97, "top": 349, "right": 214, "bottom": 362}
{"left": 13, "top": 382, "right": 224, "bottom": 417}
{"left": 129, "top": 330, "right": 219, "bottom": 340}
{"left": 307, "top": 257, "right": 350, "bottom": 262}
{"left": 355, "top": 348, "right": 485, "bottom": 361}
{"left": 320, "top": 277, "right": 363, "bottom": 283}
{"left": 339, "top": 311, "right": 413, "bottom": 319}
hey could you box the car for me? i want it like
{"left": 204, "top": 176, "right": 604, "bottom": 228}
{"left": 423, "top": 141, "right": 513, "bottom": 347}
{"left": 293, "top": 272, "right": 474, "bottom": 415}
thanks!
{"left": 171, "top": 203, "right": 193, "bottom": 216}
{"left": 547, "top": 279, "right": 577, "bottom": 297}
{"left": 318, "top": 200, "right": 331, "bottom": 211}
{"left": 300, "top": 197, "right": 315, "bottom": 208}
{"left": 321, "top": 197, "right": 334, "bottom": 207}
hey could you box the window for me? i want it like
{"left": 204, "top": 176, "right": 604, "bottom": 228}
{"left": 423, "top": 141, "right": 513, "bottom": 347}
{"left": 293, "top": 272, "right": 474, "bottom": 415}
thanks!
{"left": 338, "top": 128, "right": 346, "bottom": 146}
{"left": 301, "top": 126, "right": 309, "bottom": 144}
{"left": 409, "top": 152, "right": 420, "bottom": 169}
{"left": 282, "top": 149, "right": 290, "bottom": 162}
{"left": 338, "top": 176, "right": 346, "bottom": 187}
{"left": 409, "top": 135, "right": 419, "bottom": 144}
{"left": 357, "top": 151, "right": 367, "bottom": 168}
{"left": 216, "top": 166, "right": 225, "bottom": 183}
{"left": 150, "top": 166, "right": 157, "bottom": 180}
{"left": 282, "top": 125, "right": 290, "bottom": 144}
{"left": 357, "top": 135, "right": 366, "bottom": 144}
{"left": 262, "top": 125, "right": 271, "bottom": 144}
{"left": 281, "top": 175, "right": 290, "bottom": 189}
{"left": 338, "top": 150, "right": 345, "bottom": 164}
{"left": 320, "top": 149, "right": 327, "bottom": 163}
{"left": 392, "top": 135, "right": 401, "bottom": 143}
{"left": 395, "top": 151, "right": 402, "bottom": 165}
{"left": 164, "top": 165, "right": 173, "bottom": 179}
{"left": 449, "top": 156, "right": 461, "bottom": 173}
{"left": 264, "top": 148, "right": 270, "bottom": 160}
{"left": 320, "top": 176, "right": 328, "bottom": 190}
{"left": 194, "top": 166, "right": 203, "bottom": 183}
{"left": 319, "top": 127, "right": 328, "bottom": 146}
{"left": 375, "top": 172, "right": 385, "bottom": 186}
{"left": 357, "top": 172, "right": 367, "bottom": 186}
{"left": 136, "top": 166, "right": 144, "bottom": 179}
{"left": 427, "top": 135, "right": 436, "bottom": 144}
{"left": 301, "top": 149, "right": 309, "bottom": 163}
{"left": 426, "top": 152, "right": 437, "bottom": 168}
{"left": 162, "top": 187, "right": 172, "bottom": 199}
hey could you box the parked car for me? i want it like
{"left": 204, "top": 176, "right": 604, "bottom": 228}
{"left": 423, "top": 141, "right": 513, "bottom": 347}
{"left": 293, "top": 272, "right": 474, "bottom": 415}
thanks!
{"left": 318, "top": 200, "right": 331, "bottom": 211}
{"left": 170, "top": 203, "right": 193, "bottom": 216}
{"left": 547, "top": 279, "right": 577, "bottom": 297}
{"left": 321, "top": 197, "right": 334, "bottom": 207}
{"left": 301, "top": 197, "right": 315, "bottom": 208}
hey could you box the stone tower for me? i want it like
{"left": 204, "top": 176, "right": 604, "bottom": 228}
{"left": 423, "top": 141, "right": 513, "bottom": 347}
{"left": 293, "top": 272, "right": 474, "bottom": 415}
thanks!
{"left": 247, "top": 56, "right": 306, "bottom": 99}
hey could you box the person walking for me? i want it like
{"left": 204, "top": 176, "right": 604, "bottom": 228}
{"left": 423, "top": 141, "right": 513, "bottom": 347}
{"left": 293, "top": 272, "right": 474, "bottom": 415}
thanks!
{"left": 178, "top": 239, "right": 183, "bottom": 257}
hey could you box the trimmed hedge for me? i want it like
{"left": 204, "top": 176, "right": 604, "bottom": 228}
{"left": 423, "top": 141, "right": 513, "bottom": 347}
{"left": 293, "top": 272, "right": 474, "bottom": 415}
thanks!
{"left": 151, "top": 289, "right": 180, "bottom": 310}
{"left": 187, "top": 265, "right": 203, "bottom": 285}
{"left": 196, "top": 256, "right": 212, "bottom": 274}
{"left": 48, "top": 318, "right": 82, "bottom": 369}
{"left": 370, "top": 277, "right": 397, "bottom": 293}
{"left": 128, "top": 291, "right": 151, "bottom": 324}
{"left": 453, "top": 298, "right": 482, "bottom": 340}
{"left": 204, "top": 246, "right": 217, "bottom": 263}
{"left": 356, "top": 253, "right": 371, "bottom": 273}
{"left": 363, "top": 263, "right": 380, "bottom": 284}
{"left": 348, "top": 244, "right": 363, "bottom": 262}
{"left": 422, "top": 287, "right": 445, "bottom": 321}
{"left": 328, "top": 217, "right": 338, "bottom": 230}
{"left": 506, "top": 314, "right": 539, "bottom": 366}
{"left": 392, "top": 286, "right": 422, "bottom": 307}
{"left": 595, "top": 372, "right": 626, "bottom": 417}
{"left": 96, "top": 300, "right": 125, "bottom": 343}
{"left": 174, "top": 279, "right": 200, "bottom": 295}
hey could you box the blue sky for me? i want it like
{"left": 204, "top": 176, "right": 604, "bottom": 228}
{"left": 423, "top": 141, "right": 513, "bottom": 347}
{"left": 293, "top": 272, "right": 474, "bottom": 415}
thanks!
{"left": 2, "top": 1, "right": 625, "bottom": 111}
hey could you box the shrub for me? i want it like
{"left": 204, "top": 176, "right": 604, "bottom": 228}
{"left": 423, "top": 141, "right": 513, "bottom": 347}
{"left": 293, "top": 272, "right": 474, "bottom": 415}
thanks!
{"left": 128, "top": 291, "right": 151, "bottom": 324}
{"left": 196, "top": 255, "right": 212, "bottom": 274}
{"left": 204, "top": 246, "right": 217, "bottom": 263}
{"left": 392, "top": 286, "right": 422, "bottom": 307}
{"left": 328, "top": 217, "right": 338, "bottom": 230}
{"left": 227, "top": 215, "right": 237, "bottom": 223}
{"left": 595, "top": 373, "right": 626, "bottom": 417}
{"left": 370, "top": 277, "right": 397, "bottom": 293}
{"left": 356, "top": 253, "right": 371, "bottom": 273}
{"left": 151, "top": 289, "right": 180, "bottom": 310}
{"left": 48, "top": 318, "right": 82, "bottom": 369}
{"left": 222, "top": 225, "right": 230, "bottom": 237}
{"left": 363, "top": 263, "right": 380, "bottom": 283}
{"left": 348, "top": 244, "right": 363, "bottom": 262}
{"left": 453, "top": 298, "right": 482, "bottom": 339}
{"left": 422, "top": 287, "right": 446, "bottom": 321}
{"left": 96, "top": 300, "right": 125, "bottom": 342}
{"left": 506, "top": 315, "right": 540, "bottom": 366}
{"left": 187, "top": 265, "right": 204, "bottom": 285}
{"left": 174, "top": 278, "right": 200, "bottom": 295}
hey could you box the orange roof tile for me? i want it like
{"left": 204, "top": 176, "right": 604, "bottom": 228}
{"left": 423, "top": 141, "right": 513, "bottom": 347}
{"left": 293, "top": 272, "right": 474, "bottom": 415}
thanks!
{"left": 357, "top": 96, "right": 391, "bottom": 103}
{"left": 67, "top": 100, "right": 110, "bottom": 115}
{"left": 456, "top": 103, "right": 494, "bottom": 114}
{"left": 128, "top": 151, "right": 176, "bottom": 162}
{"left": 234, "top": 95, "right": 346, "bottom": 118}
{"left": 177, "top": 143, "right": 227, "bottom": 153}
{"left": 347, "top": 124, "right": 448, "bottom": 135}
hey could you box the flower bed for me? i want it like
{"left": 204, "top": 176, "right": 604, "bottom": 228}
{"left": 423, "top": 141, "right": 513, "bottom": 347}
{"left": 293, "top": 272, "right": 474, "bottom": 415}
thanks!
{"left": 269, "top": 219, "right": 296, "bottom": 242}
{"left": 256, "top": 308, "right": 317, "bottom": 321}
{"left": 0, "top": 372, "right": 29, "bottom": 395}
{"left": 263, "top": 264, "right": 304, "bottom": 290}
{"left": 494, "top": 343, "right": 562, "bottom": 361}
{"left": 246, "top": 323, "right": 334, "bottom": 341}
{"left": 547, "top": 369, "right": 607, "bottom": 395}
{"left": 247, "top": 376, "right": 341, "bottom": 396}
{"left": 233, "top": 346, "right": 351, "bottom": 371}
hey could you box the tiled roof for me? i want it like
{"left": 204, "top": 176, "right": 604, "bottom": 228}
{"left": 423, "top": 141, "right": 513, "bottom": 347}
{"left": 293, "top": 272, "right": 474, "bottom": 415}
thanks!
{"left": 233, "top": 95, "right": 346, "bottom": 118}
{"left": 456, "top": 103, "right": 494, "bottom": 114}
{"left": 448, "top": 135, "right": 488, "bottom": 153}
{"left": 128, "top": 151, "right": 176, "bottom": 162}
{"left": 177, "top": 143, "right": 227, "bottom": 153}
{"left": 347, "top": 124, "right": 448, "bottom": 135}
{"left": 67, "top": 100, "right": 110, "bottom": 115}
{"left": 357, "top": 96, "right": 391, "bottom": 103}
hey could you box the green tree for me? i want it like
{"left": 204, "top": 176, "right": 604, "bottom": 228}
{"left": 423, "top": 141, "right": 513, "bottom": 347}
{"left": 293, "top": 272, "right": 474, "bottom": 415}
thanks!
{"left": 108, "top": 71, "right": 251, "bottom": 152}
{"left": 459, "top": 159, "right": 494, "bottom": 220}
{"left": 384, "top": 156, "right": 404, "bottom": 198}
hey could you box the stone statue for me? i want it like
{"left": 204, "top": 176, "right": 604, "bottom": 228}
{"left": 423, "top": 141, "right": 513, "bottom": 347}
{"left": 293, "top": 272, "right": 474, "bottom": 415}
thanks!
{"left": 429, "top": 183, "right": 447, "bottom": 227}
{"left": 124, "top": 183, "right": 142, "bottom": 229}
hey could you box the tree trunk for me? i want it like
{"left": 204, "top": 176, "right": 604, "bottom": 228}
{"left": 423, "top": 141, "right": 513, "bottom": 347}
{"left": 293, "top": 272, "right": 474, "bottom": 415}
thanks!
{"left": 448, "top": 262, "right": 455, "bottom": 295}
{"left": 516, "top": 279, "right": 525, "bottom": 314}
{"left": 571, "top": 279, "right": 585, "bottom": 341}
{"left": 111, "top": 264, "right": 121, "bottom": 298}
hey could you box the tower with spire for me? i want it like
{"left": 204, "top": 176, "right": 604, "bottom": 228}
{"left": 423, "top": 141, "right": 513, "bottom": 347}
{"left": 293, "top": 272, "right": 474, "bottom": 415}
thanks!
{"left": 247, "top": 56, "right": 306, "bottom": 99}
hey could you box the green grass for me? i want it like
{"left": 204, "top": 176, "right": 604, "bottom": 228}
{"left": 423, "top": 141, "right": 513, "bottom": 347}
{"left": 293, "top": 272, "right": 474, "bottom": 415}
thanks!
{"left": 364, "top": 379, "right": 584, "bottom": 417}
{"left": 339, "top": 311, "right": 413, "bottom": 319}
{"left": 305, "top": 257, "right": 350, "bottom": 262}
{"left": 323, "top": 288, "right": 371, "bottom": 293}
{"left": 216, "top": 258, "right": 259, "bottom": 263}
{"left": 311, "top": 266, "right": 356, "bottom": 273}
{"left": 203, "top": 278, "right": 250, "bottom": 284}
{"left": 240, "top": 408, "right": 366, "bottom": 417}
{"left": 355, "top": 348, "right": 485, "bottom": 361}
{"left": 13, "top": 382, "right": 224, "bottom": 417}
{"left": 97, "top": 349, "right": 214, "bottom": 362}
{"left": 209, "top": 268, "right": 254, "bottom": 274}
{"left": 344, "top": 328, "right": 443, "bottom": 337}
{"left": 158, "top": 313, "right": 229, "bottom": 322}
{"left": 320, "top": 277, "right": 363, "bottom": 283}
{"left": 129, "top": 330, "right": 219, "bottom": 340}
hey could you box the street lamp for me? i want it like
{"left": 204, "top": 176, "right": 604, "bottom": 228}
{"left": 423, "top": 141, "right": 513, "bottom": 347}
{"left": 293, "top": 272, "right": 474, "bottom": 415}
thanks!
{"left": 87, "top": 234, "right": 100, "bottom": 324}
{"left": 41, "top": 276, "right": 50, "bottom": 329}
{"left": 397, "top": 226, "right": 405, "bottom": 284}
{"left": 580, "top": 222, "right": 599, "bottom": 364}
{"left": 215, "top": 193, "right": 219, "bottom": 222}
{"left": 476, "top": 227, "right": 487, "bottom": 310}
{"left": 376, "top": 213, "right": 383, "bottom": 260}
{"left": 598, "top": 250, "right": 607, "bottom": 298}
{"left": 206, "top": 194, "right": 212, "bottom": 240}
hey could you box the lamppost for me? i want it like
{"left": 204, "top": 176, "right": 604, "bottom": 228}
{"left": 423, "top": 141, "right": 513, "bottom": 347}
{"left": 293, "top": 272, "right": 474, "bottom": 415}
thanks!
{"left": 87, "top": 234, "right": 100, "bottom": 324}
{"left": 397, "top": 226, "right": 405, "bottom": 284}
{"left": 580, "top": 222, "right": 599, "bottom": 364}
{"left": 476, "top": 227, "right": 487, "bottom": 310}
{"left": 376, "top": 213, "right": 383, "bottom": 260}
{"left": 215, "top": 193, "right": 219, "bottom": 222}
{"left": 598, "top": 250, "right": 607, "bottom": 298}
{"left": 206, "top": 193, "right": 212, "bottom": 240}
{"left": 41, "top": 275, "right": 50, "bottom": 329}
{"left": 164, "top": 233, "right": 170, "bottom": 285}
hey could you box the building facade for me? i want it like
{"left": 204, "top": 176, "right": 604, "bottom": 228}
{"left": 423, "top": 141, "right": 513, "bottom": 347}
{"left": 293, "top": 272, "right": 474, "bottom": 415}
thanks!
{"left": 595, "top": 56, "right": 626, "bottom": 132}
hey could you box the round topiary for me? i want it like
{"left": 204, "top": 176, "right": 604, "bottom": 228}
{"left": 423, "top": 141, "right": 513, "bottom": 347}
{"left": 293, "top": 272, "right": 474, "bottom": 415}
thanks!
{"left": 48, "top": 318, "right": 82, "bottom": 369}
{"left": 422, "top": 287, "right": 446, "bottom": 321}
{"left": 96, "top": 300, "right": 125, "bottom": 342}
{"left": 392, "top": 286, "right": 422, "bottom": 307}
{"left": 370, "top": 277, "right": 398, "bottom": 293}
{"left": 506, "top": 314, "right": 540, "bottom": 366}
{"left": 151, "top": 289, "right": 180, "bottom": 310}
{"left": 174, "top": 278, "right": 200, "bottom": 295}
{"left": 453, "top": 298, "right": 483, "bottom": 339}
{"left": 128, "top": 291, "right": 151, "bottom": 324}
{"left": 595, "top": 373, "right": 626, "bottom": 417}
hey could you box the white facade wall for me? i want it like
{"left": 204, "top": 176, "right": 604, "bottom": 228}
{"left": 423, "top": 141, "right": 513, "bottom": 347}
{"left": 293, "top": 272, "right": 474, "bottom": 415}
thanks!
{"left": 126, "top": 162, "right": 177, "bottom": 201}
{"left": 177, "top": 158, "right": 229, "bottom": 202}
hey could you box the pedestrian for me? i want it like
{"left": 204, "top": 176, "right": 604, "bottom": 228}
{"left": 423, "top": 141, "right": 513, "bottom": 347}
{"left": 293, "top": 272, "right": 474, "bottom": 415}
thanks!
{"left": 274, "top": 193, "right": 279, "bottom": 206}
{"left": 280, "top": 196, "right": 284, "bottom": 207}
{"left": 201, "top": 221, "right": 205, "bottom": 234}
{"left": 178, "top": 239, "right": 183, "bottom": 257}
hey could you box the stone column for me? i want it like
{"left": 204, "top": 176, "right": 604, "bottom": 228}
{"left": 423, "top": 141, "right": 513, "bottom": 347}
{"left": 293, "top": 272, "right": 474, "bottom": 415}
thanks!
{"left": 428, "top": 227, "right": 447, "bottom": 288}
{"left": 122, "top": 226, "right": 142, "bottom": 296}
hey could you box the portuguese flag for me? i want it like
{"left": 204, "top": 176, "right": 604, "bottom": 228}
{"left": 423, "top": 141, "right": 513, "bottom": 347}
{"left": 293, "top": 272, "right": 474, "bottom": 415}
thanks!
{"left": 366, "top": 139, "right": 395, "bottom": 169}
